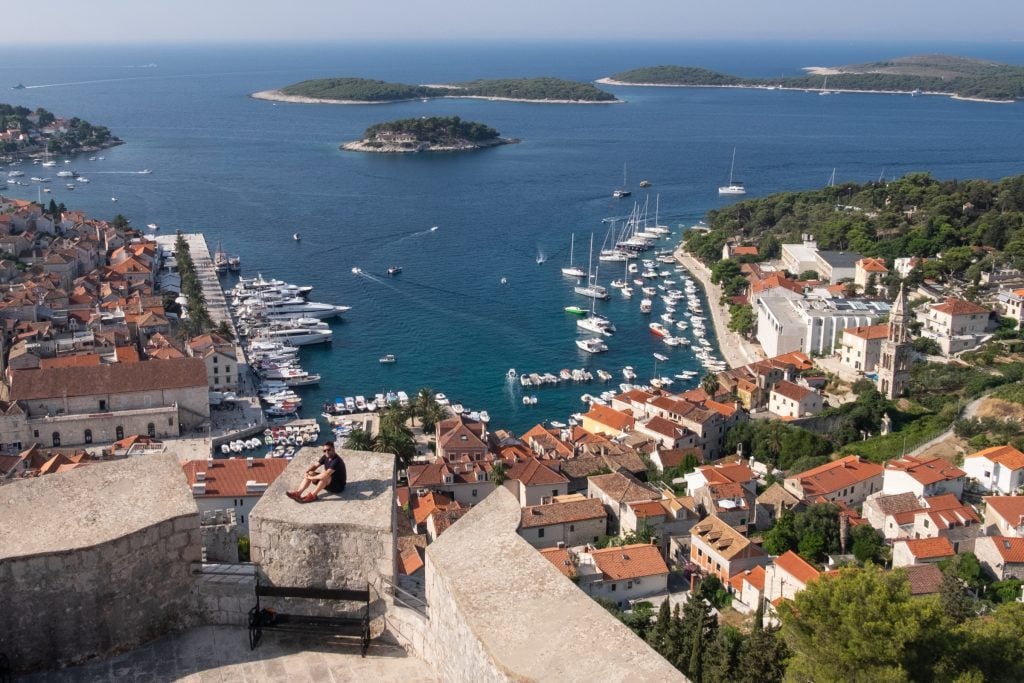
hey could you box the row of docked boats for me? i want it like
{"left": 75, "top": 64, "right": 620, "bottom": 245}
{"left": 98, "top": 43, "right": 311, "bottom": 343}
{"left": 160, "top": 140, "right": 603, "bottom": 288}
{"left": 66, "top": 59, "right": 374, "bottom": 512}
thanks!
{"left": 323, "top": 390, "right": 411, "bottom": 416}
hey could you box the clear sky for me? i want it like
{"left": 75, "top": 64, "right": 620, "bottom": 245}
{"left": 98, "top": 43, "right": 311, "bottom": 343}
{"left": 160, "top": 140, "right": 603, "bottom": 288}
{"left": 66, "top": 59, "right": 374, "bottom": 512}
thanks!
{"left": 4, "top": 0, "right": 1022, "bottom": 44}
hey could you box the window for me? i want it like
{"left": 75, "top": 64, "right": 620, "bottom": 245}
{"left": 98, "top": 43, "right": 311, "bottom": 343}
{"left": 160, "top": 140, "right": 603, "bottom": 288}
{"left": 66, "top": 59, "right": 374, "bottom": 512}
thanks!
{"left": 168, "top": 417, "right": 174, "bottom": 426}
{"left": 569, "top": 524, "right": 575, "bottom": 532}
{"left": 99, "top": 399, "right": 107, "bottom": 411}
{"left": 116, "top": 426, "right": 124, "bottom": 440}
{"left": 471, "top": 489, "right": 478, "bottom": 497}
{"left": 213, "top": 356, "right": 218, "bottom": 364}
{"left": 697, "top": 548, "right": 703, "bottom": 557}
{"left": 923, "top": 519, "right": 930, "bottom": 528}
{"left": 33, "top": 430, "right": 39, "bottom": 438}
{"left": 538, "top": 528, "right": 545, "bottom": 538}
{"left": 627, "top": 581, "right": 633, "bottom": 589}
{"left": 147, "top": 423, "right": 156, "bottom": 437}
{"left": 610, "top": 583, "right": 617, "bottom": 592}
{"left": 84, "top": 429, "right": 92, "bottom": 444}
{"left": 51, "top": 431, "right": 60, "bottom": 447}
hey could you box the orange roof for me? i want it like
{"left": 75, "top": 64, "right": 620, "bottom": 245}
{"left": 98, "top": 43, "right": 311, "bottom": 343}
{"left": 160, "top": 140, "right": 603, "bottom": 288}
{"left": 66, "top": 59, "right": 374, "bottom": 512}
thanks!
{"left": 771, "top": 380, "right": 816, "bottom": 403}
{"left": 181, "top": 458, "right": 289, "bottom": 497}
{"left": 773, "top": 550, "right": 821, "bottom": 585}
{"left": 539, "top": 547, "right": 576, "bottom": 578}
{"left": 398, "top": 546, "right": 424, "bottom": 575}
{"left": 886, "top": 454, "right": 965, "bottom": 485}
{"left": 751, "top": 274, "right": 803, "bottom": 296}
{"left": 691, "top": 516, "right": 760, "bottom": 561}
{"left": 729, "top": 565, "right": 766, "bottom": 593}
{"left": 844, "top": 324, "right": 889, "bottom": 341}
{"left": 966, "top": 445, "right": 1024, "bottom": 471}
{"left": 901, "top": 537, "right": 955, "bottom": 560}
{"left": 932, "top": 298, "right": 989, "bottom": 316}
{"left": 789, "top": 456, "right": 884, "bottom": 497}
{"left": 410, "top": 490, "right": 455, "bottom": 526}
{"left": 507, "top": 457, "right": 569, "bottom": 487}
{"left": 584, "top": 403, "right": 635, "bottom": 432}
{"left": 39, "top": 354, "right": 102, "bottom": 369}
{"left": 984, "top": 496, "right": 1024, "bottom": 525}
{"left": 697, "top": 462, "right": 754, "bottom": 486}
{"left": 589, "top": 543, "right": 669, "bottom": 581}
{"left": 732, "top": 246, "right": 759, "bottom": 256}
{"left": 983, "top": 536, "right": 1024, "bottom": 564}
{"left": 857, "top": 257, "right": 889, "bottom": 272}
{"left": 629, "top": 500, "right": 668, "bottom": 519}
{"left": 769, "top": 351, "right": 813, "bottom": 371}
{"left": 520, "top": 497, "right": 606, "bottom": 528}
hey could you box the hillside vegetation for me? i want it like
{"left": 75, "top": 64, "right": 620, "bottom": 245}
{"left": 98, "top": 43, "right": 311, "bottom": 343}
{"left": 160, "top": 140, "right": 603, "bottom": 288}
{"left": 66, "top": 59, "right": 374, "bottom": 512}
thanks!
{"left": 362, "top": 116, "right": 500, "bottom": 145}
{"left": 0, "top": 103, "right": 119, "bottom": 158}
{"left": 279, "top": 76, "right": 617, "bottom": 102}
{"left": 609, "top": 54, "right": 1024, "bottom": 101}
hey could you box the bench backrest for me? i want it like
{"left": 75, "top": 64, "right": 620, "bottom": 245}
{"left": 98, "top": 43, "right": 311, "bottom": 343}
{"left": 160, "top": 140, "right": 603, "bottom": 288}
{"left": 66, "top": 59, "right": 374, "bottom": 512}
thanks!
{"left": 255, "top": 584, "right": 370, "bottom": 603}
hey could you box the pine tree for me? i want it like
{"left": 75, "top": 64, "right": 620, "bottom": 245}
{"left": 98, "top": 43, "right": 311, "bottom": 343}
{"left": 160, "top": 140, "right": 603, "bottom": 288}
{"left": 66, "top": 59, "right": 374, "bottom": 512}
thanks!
{"left": 648, "top": 599, "right": 672, "bottom": 654}
{"left": 662, "top": 603, "right": 685, "bottom": 665}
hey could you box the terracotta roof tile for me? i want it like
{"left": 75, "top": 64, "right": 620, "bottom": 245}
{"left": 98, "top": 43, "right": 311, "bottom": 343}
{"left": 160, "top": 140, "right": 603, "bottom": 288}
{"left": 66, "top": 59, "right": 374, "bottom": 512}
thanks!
{"left": 181, "top": 458, "right": 288, "bottom": 498}
{"left": 903, "top": 564, "right": 944, "bottom": 595}
{"left": 983, "top": 536, "right": 1024, "bottom": 564}
{"left": 771, "top": 380, "right": 816, "bottom": 403}
{"left": 870, "top": 492, "right": 922, "bottom": 516}
{"left": 729, "top": 565, "right": 766, "bottom": 593}
{"left": 900, "top": 537, "right": 955, "bottom": 560}
{"left": 985, "top": 496, "right": 1024, "bottom": 527}
{"left": 10, "top": 357, "right": 207, "bottom": 400}
{"left": 857, "top": 257, "right": 889, "bottom": 273}
{"left": 966, "top": 445, "right": 1024, "bottom": 471}
{"left": 844, "top": 324, "right": 890, "bottom": 341}
{"left": 584, "top": 403, "right": 635, "bottom": 432}
{"left": 789, "top": 456, "right": 883, "bottom": 497}
{"left": 589, "top": 543, "right": 668, "bottom": 581}
{"left": 932, "top": 298, "right": 989, "bottom": 316}
{"left": 539, "top": 547, "right": 576, "bottom": 578}
{"left": 398, "top": 546, "right": 424, "bottom": 575}
{"left": 691, "top": 516, "right": 760, "bottom": 561}
{"left": 520, "top": 497, "right": 607, "bottom": 529}
{"left": 409, "top": 490, "right": 455, "bottom": 526}
{"left": 507, "top": 457, "right": 569, "bottom": 487}
{"left": 773, "top": 550, "right": 821, "bottom": 585}
{"left": 886, "top": 454, "right": 965, "bottom": 485}
{"left": 588, "top": 471, "right": 660, "bottom": 504}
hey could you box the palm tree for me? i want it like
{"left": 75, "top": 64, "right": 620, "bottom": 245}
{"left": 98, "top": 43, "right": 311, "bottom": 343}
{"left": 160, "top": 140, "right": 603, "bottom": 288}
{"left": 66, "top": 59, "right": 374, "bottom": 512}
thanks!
{"left": 376, "top": 424, "right": 416, "bottom": 469}
{"left": 379, "top": 403, "right": 410, "bottom": 435}
{"left": 489, "top": 461, "right": 508, "bottom": 486}
{"left": 344, "top": 428, "right": 377, "bottom": 452}
{"left": 414, "top": 387, "right": 445, "bottom": 433}
{"left": 701, "top": 372, "right": 720, "bottom": 397}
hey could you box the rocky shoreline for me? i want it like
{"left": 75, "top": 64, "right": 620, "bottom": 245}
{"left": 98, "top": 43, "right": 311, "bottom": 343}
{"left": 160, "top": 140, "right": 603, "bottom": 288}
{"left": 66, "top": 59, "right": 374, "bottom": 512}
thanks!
{"left": 594, "top": 77, "right": 1014, "bottom": 104}
{"left": 340, "top": 137, "right": 518, "bottom": 153}
{"left": 252, "top": 89, "right": 620, "bottom": 106}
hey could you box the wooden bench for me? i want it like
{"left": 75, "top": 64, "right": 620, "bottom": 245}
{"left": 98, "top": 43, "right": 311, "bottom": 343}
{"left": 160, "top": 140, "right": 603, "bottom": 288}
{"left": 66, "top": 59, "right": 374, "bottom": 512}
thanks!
{"left": 248, "top": 580, "right": 372, "bottom": 656}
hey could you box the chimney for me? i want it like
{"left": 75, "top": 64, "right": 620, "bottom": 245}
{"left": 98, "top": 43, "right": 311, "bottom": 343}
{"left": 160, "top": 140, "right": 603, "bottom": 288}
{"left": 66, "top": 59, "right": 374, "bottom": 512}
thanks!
{"left": 247, "top": 456, "right": 254, "bottom": 468}
{"left": 196, "top": 471, "right": 206, "bottom": 482}
{"left": 207, "top": 456, "right": 214, "bottom": 468}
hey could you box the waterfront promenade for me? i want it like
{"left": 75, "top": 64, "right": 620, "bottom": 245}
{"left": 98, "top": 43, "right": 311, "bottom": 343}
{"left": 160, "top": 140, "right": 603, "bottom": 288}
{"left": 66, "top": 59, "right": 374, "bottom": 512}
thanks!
{"left": 675, "top": 247, "right": 764, "bottom": 369}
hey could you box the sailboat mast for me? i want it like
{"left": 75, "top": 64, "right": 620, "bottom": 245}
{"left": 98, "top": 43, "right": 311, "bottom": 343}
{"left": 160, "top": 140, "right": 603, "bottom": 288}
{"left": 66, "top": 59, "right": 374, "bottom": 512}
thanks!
{"left": 587, "top": 233, "right": 594, "bottom": 285}
{"left": 569, "top": 233, "right": 574, "bottom": 265}
{"left": 729, "top": 148, "right": 736, "bottom": 184}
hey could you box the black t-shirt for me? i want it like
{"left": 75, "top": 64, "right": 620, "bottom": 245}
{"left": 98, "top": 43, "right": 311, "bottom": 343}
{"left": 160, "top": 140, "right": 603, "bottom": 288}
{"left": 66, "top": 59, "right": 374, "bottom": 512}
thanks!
{"left": 319, "top": 453, "right": 347, "bottom": 493}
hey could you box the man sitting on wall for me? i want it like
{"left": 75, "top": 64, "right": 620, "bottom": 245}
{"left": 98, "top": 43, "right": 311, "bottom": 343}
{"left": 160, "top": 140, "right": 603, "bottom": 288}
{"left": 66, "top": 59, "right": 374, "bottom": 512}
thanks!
{"left": 287, "top": 442, "right": 347, "bottom": 503}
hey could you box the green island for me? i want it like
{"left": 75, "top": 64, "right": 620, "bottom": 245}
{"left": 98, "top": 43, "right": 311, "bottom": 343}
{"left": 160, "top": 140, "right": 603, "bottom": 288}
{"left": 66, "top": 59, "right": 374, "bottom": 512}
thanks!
{"left": 0, "top": 103, "right": 120, "bottom": 161}
{"left": 341, "top": 116, "right": 515, "bottom": 153}
{"left": 254, "top": 76, "right": 618, "bottom": 104}
{"left": 602, "top": 54, "right": 1024, "bottom": 102}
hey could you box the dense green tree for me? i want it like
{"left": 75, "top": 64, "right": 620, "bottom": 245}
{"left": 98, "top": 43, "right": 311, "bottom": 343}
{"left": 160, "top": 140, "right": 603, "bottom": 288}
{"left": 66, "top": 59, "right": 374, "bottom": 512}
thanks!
{"left": 735, "top": 626, "right": 788, "bottom": 683}
{"left": 710, "top": 258, "right": 741, "bottom": 285}
{"left": 851, "top": 524, "right": 885, "bottom": 564}
{"left": 700, "top": 626, "right": 744, "bottom": 683}
{"left": 939, "top": 568, "right": 977, "bottom": 623}
{"left": 701, "top": 373, "right": 720, "bottom": 396}
{"left": 727, "top": 304, "right": 756, "bottom": 337}
{"left": 343, "top": 428, "right": 377, "bottom": 452}
{"left": 647, "top": 599, "right": 672, "bottom": 652}
{"left": 780, "top": 567, "right": 952, "bottom": 682}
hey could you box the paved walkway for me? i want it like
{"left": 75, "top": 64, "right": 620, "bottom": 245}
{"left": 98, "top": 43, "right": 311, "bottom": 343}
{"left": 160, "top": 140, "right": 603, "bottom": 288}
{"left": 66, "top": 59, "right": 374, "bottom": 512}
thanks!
{"left": 675, "top": 248, "right": 764, "bottom": 369}
{"left": 23, "top": 625, "right": 435, "bottom": 682}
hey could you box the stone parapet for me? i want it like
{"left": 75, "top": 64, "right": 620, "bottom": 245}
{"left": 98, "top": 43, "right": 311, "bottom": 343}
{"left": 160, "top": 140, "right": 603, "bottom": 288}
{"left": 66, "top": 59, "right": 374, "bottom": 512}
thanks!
{"left": 423, "top": 487, "right": 687, "bottom": 682}
{"left": 249, "top": 448, "right": 395, "bottom": 629}
{"left": 0, "top": 454, "right": 201, "bottom": 674}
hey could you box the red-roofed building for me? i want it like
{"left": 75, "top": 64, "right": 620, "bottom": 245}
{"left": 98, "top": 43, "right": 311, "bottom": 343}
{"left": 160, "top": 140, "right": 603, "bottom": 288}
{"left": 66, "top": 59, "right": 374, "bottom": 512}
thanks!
{"left": 729, "top": 565, "right": 767, "bottom": 615}
{"left": 503, "top": 457, "right": 569, "bottom": 506}
{"left": 892, "top": 537, "right": 956, "bottom": 567}
{"left": 882, "top": 454, "right": 965, "bottom": 499}
{"left": 517, "top": 495, "right": 607, "bottom": 549}
{"left": 784, "top": 455, "right": 884, "bottom": 507}
{"left": 919, "top": 298, "right": 991, "bottom": 355}
{"left": 690, "top": 516, "right": 769, "bottom": 582}
{"left": 764, "top": 550, "right": 821, "bottom": 604}
{"left": 854, "top": 258, "right": 889, "bottom": 292}
{"left": 620, "top": 495, "right": 700, "bottom": 558}
{"left": 983, "top": 496, "right": 1024, "bottom": 538}
{"left": 406, "top": 459, "right": 494, "bottom": 506}
{"left": 963, "top": 445, "right": 1024, "bottom": 495}
{"left": 581, "top": 403, "right": 635, "bottom": 437}
{"left": 577, "top": 543, "right": 670, "bottom": 608}
{"left": 974, "top": 536, "right": 1024, "bottom": 580}
{"left": 539, "top": 546, "right": 577, "bottom": 578}
{"left": 182, "top": 457, "right": 289, "bottom": 531}
{"left": 839, "top": 323, "right": 890, "bottom": 373}
{"left": 768, "top": 380, "right": 823, "bottom": 418}
{"left": 408, "top": 489, "right": 456, "bottom": 533}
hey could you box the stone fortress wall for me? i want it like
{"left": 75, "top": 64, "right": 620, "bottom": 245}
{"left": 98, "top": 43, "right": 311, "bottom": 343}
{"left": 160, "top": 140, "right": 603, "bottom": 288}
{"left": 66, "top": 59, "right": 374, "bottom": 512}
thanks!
{"left": 0, "top": 454, "right": 201, "bottom": 673}
{"left": 2, "top": 446, "right": 686, "bottom": 680}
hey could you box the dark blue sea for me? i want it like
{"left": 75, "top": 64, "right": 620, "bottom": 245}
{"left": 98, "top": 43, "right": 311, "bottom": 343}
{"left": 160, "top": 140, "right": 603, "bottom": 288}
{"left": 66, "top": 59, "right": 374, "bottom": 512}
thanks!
{"left": 1, "top": 41, "right": 1023, "bottom": 432}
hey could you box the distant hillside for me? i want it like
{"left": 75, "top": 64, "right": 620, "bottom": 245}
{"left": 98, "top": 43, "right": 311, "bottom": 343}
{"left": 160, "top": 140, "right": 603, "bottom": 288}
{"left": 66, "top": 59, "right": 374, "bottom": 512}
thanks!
{"left": 0, "top": 103, "right": 120, "bottom": 160}
{"left": 270, "top": 76, "right": 617, "bottom": 103}
{"left": 605, "top": 54, "right": 1024, "bottom": 102}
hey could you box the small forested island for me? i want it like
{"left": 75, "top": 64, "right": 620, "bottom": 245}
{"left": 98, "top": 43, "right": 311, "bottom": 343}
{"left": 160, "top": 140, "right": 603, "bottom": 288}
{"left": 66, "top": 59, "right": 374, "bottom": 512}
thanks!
{"left": 0, "top": 103, "right": 121, "bottom": 161}
{"left": 254, "top": 76, "right": 618, "bottom": 104}
{"left": 601, "top": 54, "right": 1024, "bottom": 102}
{"left": 341, "top": 116, "right": 516, "bottom": 153}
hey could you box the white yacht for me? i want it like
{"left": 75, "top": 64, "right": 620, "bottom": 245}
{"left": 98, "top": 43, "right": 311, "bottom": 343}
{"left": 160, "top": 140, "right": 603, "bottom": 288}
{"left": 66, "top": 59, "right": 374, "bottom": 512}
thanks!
{"left": 640, "top": 298, "right": 653, "bottom": 313}
{"left": 255, "top": 298, "right": 349, "bottom": 320}
{"left": 258, "top": 327, "right": 333, "bottom": 346}
{"left": 718, "top": 147, "right": 747, "bottom": 196}
{"left": 577, "top": 316, "right": 613, "bottom": 336}
{"left": 576, "top": 337, "right": 608, "bottom": 354}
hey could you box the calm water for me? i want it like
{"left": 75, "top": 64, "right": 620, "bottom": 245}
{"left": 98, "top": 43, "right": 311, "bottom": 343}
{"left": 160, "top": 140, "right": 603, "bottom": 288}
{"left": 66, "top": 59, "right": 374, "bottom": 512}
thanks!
{"left": 1, "top": 41, "right": 1023, "bottom": 431}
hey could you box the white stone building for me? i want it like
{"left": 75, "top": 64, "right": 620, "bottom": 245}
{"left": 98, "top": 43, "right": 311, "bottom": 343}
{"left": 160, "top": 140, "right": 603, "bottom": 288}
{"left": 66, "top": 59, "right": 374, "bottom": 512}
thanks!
{"left": 767, "top": 380, "right": 822, "bottom": 419}
{"left": 839, "top": 324, "right": 888, "bottom": 373}
{"left": 918, "top": 298, "right": 991, "bottom": 355}
{"left": 756, "top": 295, "right": 889, "bottom": 358}
{"left": 962, "top": 445, "right": 1024, "bottom": 495}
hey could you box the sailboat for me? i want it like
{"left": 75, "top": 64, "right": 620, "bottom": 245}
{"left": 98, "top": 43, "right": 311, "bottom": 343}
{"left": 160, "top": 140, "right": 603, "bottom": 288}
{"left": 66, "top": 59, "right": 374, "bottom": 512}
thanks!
{"left": 561, "top": 234, "right": 586, "bottom": 278}
{"left": 213, "top": 241, "right": 229, "bottom": 274}
{"left": 718, "top": 148, "right": 746, "bottom": 196}
{"left": 819, "top": 76, "right": 836, "bottom": 96}
{"left": 40, "top": 143, "right": 56, "bottom": 168}
{"left": 574, "top": 234, "right": 609, "bottom": 300}
{"left": 612, "top": 163, "right": 631, "bottom": 198}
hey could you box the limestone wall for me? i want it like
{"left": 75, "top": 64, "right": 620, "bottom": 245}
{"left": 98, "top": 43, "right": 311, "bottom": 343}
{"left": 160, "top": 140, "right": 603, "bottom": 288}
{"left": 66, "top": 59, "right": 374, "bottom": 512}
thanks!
{"left": 0, "top": 454, "right": 201, "bottom": 674}
{"left": 249, "top": 448, "right": 395, "bottom": 629}
{"left": 422, "top": 487, "right": 688, "bottom": 682}
{"left": 200, "top": 508, "right": 240, "bottom": 563}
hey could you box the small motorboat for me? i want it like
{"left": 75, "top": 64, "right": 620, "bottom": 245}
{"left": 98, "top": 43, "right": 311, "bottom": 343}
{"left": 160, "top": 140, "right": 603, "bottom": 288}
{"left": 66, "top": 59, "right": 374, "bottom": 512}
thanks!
{"left": 147, "top": 223, "right": 159, "bottom": 230}
{"left": 653, "top": 352, "right": 669, "bottom": 362}
{"left": 293, "top": 233, "right": 301, "bottom": 241}
{"left": 379, "top": 354, "right": 397, "bottom": 364}
{"left": 387, "top": 266, "right": 402, "bottom": 276}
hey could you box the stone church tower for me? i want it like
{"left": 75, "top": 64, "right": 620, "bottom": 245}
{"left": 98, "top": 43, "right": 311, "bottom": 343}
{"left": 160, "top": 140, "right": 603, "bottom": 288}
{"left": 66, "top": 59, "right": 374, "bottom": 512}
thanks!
{"left": 877, "top": 284, "right": 913, "bottom": 399}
